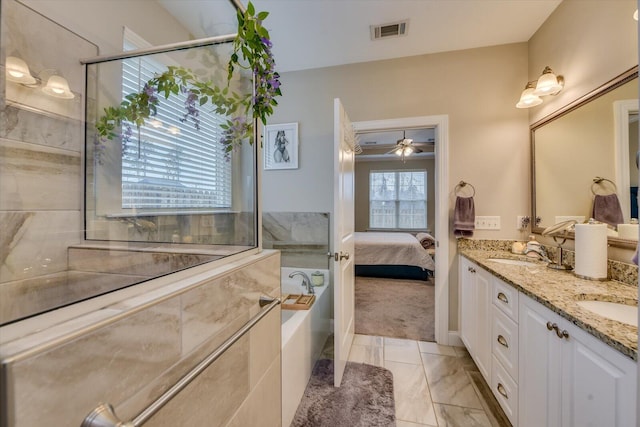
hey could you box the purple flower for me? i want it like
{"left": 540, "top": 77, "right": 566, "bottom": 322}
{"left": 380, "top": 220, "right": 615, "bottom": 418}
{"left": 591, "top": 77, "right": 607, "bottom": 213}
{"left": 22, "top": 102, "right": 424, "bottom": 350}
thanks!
{"left": 260, "top": 37, "right": 272, "bottom": 48}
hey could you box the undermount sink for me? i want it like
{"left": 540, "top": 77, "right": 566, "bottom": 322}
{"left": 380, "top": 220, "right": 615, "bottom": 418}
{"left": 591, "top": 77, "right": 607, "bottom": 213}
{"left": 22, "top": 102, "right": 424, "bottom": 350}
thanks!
{"left": 576, "top": 300, "right": 638, "bottom": 327}
{"left": 486, "top": 258, "right": 540, "bottom": 267}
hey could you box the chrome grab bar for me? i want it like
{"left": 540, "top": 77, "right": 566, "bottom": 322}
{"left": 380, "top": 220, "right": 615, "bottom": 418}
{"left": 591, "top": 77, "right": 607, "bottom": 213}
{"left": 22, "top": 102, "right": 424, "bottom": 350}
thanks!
{"left": 81, "top": 295, "right": 281, "bottom": 427}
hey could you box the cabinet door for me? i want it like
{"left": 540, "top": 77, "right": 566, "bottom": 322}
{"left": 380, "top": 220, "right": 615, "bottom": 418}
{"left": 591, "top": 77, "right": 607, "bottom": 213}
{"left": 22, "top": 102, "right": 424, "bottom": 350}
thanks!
{"left": 474, "top": 267, "right": 491, "bottom": 381}
{"left": 518, "top": 295, "right": 563, "bottom": 427}
{"left": 459, "top": 257, "right": 476, "bottom": 353}
{"left": 561, "top": 320, "right": 637, "bottom": 427}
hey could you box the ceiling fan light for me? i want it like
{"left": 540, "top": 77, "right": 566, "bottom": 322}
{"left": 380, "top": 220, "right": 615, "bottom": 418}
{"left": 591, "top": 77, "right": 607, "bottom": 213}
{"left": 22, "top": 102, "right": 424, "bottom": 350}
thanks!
{"left": 395, "top": 148, "right": 403, "bottom": 156}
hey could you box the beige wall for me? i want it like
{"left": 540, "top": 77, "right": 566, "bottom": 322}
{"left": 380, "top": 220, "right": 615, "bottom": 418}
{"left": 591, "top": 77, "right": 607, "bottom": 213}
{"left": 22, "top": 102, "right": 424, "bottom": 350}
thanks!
{"left": 264, "top": 42, "right": 531, "bottom": 331}
{"left": 21, "top": 0, "right": 192, "bottom": 53}
{"left": 354, "top": 158, "right": 436, "bottom": 233}
{"left": 528, "top": 0, "right": 638, "bottom": 124}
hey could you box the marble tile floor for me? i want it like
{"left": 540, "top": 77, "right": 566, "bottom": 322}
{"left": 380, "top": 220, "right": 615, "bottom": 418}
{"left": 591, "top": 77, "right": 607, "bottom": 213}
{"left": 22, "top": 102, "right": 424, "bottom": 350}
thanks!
{"left": 344, "top": 335, "right": 511, "bottom": 427}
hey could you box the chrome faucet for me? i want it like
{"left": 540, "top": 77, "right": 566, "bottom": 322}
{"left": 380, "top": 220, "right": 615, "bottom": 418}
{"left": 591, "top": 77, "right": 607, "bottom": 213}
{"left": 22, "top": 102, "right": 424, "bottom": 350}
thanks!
{"left": 288, "top": 271, "right": 314, "bottom": 294}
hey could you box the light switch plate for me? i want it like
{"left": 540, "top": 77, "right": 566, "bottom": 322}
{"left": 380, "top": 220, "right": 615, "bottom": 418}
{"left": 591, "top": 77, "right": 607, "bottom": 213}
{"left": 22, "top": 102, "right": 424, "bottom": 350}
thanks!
{"left": 475, "top": 216, "right": 501, "bottom": 230}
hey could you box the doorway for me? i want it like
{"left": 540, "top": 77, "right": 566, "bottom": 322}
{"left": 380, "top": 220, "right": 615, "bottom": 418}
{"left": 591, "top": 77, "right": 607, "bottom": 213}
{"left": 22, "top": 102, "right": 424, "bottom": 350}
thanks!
{"left": 352, "top": 115, "right": 450, "bottom": 344}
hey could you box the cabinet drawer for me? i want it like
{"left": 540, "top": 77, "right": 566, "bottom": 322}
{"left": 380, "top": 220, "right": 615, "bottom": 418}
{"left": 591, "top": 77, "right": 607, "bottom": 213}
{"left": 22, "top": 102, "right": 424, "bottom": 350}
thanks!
{"left": 492, "top": 356, "right": 518, "bottom": 427}
{"left": 492, "top": 277, "right": 518, "bottom": 321}
{"left": 492, "top": 306, "right": 518, "bottom": 381}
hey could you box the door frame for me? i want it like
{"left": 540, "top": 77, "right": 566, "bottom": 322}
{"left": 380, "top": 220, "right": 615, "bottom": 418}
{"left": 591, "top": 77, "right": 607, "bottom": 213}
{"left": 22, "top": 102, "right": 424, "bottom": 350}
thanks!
{"left": 352, "top": 115, "right": 450, "bottom": 344}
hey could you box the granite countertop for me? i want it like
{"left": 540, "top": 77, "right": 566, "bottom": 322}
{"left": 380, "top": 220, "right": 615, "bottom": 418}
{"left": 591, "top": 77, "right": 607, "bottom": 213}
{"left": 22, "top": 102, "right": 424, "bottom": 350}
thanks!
{"left": 459, "top": 248, "right": 638, "bottom": 361}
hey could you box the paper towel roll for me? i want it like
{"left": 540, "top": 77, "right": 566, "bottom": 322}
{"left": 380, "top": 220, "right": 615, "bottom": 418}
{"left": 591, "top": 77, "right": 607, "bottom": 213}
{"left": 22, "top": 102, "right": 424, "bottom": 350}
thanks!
{"left": 574, "top": 223, "right": 608, "bottom": 280}
{"left": 617, "top": 224, "right": 639, "bottom": 240}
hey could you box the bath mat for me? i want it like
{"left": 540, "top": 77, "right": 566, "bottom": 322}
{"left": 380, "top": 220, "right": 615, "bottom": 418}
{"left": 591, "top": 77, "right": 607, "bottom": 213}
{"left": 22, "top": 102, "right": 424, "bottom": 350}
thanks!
{"left": 291, "top": 359, "right": 395, "bottom": 427}
{"left": 355, "top": 276, "right": 435, "bottom": 342}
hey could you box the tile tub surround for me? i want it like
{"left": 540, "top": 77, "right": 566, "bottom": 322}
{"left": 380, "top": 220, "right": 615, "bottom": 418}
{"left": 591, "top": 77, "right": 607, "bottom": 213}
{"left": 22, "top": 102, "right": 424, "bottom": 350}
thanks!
{"left": 459, "top": 248, "right": 638, "bottom": 361}
{"left": 0, "top": 250, "right": 281, "bottom": 427}
{"left": 262, "top": 212, "right": 330, "bottom": 269}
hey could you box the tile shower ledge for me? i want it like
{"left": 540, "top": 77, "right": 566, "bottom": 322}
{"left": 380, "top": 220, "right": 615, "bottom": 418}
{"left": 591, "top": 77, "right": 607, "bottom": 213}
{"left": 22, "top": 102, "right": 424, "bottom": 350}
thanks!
{"left": 459, "top": 249, "right": 638, "bottom": 361}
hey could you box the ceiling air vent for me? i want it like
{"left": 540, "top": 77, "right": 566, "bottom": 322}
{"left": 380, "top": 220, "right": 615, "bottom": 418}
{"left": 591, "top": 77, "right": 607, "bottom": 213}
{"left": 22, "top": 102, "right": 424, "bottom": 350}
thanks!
{"left": 370, "top": 20, "right": 409, "bottom": 40}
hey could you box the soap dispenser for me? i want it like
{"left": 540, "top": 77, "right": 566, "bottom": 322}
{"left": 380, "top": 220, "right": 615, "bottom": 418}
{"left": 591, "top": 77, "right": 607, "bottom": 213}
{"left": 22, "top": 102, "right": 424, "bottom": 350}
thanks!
{"left": 525, "top": 235, "right": 546, "bottom": 260}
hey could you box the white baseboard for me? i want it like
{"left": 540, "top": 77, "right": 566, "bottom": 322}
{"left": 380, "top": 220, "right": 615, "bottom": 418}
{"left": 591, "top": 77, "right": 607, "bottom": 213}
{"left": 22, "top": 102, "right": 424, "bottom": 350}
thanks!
{"left": 447, "top": 331, "right": 464, "bottom": 347}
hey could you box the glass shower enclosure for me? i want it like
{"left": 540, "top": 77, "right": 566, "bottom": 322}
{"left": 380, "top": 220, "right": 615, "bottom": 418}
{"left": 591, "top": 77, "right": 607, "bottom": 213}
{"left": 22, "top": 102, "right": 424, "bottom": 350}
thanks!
{"left": 0, "top": 1, "right": 258, "bottom": 326}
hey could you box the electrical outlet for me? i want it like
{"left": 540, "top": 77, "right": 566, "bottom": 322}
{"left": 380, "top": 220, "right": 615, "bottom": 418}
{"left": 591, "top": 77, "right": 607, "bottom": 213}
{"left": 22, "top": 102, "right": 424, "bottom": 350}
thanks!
{"left": 516, "top": 215, "right": 530, "bottom": 230}
{"left": 475, "top": 216, "right": 501, "bottom": 230}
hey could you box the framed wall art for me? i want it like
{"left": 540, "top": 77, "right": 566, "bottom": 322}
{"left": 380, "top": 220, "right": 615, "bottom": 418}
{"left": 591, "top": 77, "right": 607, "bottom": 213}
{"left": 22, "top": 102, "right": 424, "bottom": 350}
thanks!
{"left": 263, "top": 122, "right": 298, "bottom": 170}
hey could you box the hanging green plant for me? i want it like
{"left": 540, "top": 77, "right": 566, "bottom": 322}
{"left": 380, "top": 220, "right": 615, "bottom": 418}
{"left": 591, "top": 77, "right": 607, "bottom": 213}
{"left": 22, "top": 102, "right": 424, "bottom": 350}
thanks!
{"left": 95, "top": 1, "right": 281, "bottom": 158}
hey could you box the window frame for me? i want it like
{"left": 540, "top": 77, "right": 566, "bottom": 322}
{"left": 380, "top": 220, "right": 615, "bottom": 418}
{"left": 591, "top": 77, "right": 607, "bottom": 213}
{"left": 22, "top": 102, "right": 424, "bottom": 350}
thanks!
{"left": 369, "top": 169, "right": 428, "bottom": 230}
{"left": 120, "top": 28, "right": 232, "bottom": 212}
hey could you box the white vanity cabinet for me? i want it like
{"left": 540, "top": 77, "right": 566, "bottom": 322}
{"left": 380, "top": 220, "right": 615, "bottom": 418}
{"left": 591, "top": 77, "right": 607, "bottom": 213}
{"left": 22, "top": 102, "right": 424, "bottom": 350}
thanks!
{"left": 459, "top": 255, "right": 637, "bottom": 427}
{"left": 519, "top": 293, "right": 637, "bottom": 427}
{"left": 459, "top": 257, "right": 492, "bottom": 381}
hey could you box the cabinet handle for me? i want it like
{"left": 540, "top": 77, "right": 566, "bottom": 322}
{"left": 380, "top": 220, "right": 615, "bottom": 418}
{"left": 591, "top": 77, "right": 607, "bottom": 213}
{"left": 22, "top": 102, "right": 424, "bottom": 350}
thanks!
{"left": 546, "top": 322, "right": 570, "bottom": 340}
{"left": 468, "top": 267, "right": 476, "bottom": 273}
{"left": 497, "top": 383, "right": 508, "bottom": 399}
{"left": 555, "top": 328, "right": 570, "bottom": 340}
{"left": 497, "top": 292, "right": 508, "bottom": 304}
{"left": 497, "top": 334, "right": 509, "bottom": 348}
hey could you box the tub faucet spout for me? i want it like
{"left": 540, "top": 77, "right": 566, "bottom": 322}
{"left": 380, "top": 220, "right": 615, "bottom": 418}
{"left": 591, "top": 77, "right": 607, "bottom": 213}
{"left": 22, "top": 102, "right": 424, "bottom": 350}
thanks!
{"left": 288, "top": 271, "right": 314, "bottom": 294}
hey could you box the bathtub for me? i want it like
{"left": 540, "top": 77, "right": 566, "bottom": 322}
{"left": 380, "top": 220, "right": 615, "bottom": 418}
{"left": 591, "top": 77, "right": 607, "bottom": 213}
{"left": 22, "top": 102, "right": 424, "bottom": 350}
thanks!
{"left": 280, "top": 267, "right": 331, "bottom": 427}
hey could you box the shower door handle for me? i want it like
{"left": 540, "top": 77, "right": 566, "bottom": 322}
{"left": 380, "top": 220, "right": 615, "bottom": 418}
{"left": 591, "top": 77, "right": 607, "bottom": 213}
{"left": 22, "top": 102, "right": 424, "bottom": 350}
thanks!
{"left": 334, "top": 251, "right": 350, "bottom": 261}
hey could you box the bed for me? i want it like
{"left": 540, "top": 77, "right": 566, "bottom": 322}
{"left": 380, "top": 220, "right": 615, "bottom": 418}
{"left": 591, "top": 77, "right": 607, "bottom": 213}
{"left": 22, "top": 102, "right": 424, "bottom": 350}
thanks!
{"left": 354, "top": 232, "right": 435, "bottom": 280}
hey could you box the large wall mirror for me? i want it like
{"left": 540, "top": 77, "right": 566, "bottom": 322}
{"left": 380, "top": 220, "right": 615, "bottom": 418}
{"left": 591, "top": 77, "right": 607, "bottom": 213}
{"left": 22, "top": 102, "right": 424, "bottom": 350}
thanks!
{"left": 532, "top": 66, "right": 638, "bottom": 248}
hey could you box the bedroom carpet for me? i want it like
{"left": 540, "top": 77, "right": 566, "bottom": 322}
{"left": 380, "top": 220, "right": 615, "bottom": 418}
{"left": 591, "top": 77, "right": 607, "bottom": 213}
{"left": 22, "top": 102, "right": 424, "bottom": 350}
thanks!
{"left": 355, "top": 276, "right": 435, "bottom": 342}
{"left": 290, "top": 358, "right": 396, "bottom": 427}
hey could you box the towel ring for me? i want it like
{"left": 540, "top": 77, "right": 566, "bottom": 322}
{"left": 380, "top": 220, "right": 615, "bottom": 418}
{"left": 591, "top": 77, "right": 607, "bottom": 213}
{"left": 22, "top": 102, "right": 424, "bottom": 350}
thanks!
{"left": 455, "top": 180, "right": 475, "bottom": 197}
{"left": 591, "top": 176, "right": 617, "bottom": 196}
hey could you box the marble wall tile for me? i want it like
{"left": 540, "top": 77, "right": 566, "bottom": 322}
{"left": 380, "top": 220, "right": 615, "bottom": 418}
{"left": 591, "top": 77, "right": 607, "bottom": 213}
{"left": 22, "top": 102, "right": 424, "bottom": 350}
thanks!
{"left": 226, "top": 355, "right": 282, "bottom": 427}
{"left": 262, "top": 212, "right": 330, "bottom": 268}
{"left": 0, "top": 138, "right": 80, "bottom": 211}
{"left": 181, "top": 254, "right": 280, "bottom": 354}
{"left": 144, "top": 336, "right": 250, "bottom": 427}
{"left": 249, "top": 308, "right": 281, "bottom": 389}
{"left": 7, "top": 299, "right": 182, "bottom": 427}
{"left": 67, "top": 247, "right": 219, "bottom": 276}
{"left": 0, "top": 210, "right": 82, "bottom": 283}
{"left": 0, "top": 270, "right": 142, "bottom": 325}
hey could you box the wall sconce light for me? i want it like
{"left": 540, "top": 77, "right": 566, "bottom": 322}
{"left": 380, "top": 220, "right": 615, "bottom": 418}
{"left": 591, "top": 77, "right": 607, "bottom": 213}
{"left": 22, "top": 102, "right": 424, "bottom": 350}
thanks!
{"left": 42, "top": 75, "right": 74, "bottom": 99}
{"left": 6, "top": 56, "right": 37, "bottom": 85}
{"left": 634, "top": 9, "right": 638, "bottom": 21}
{"left": 5, "top": 56, "right": 74, "bottom": 99}
{"left": 516, "top": 81, "right": 543, "bottom": 108}
{"left": 516, "top": 66, "right": 564, "bottom": 108}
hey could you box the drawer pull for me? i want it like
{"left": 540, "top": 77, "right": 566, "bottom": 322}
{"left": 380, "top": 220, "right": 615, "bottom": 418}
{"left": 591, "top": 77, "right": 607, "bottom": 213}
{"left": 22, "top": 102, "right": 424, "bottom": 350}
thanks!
{"left": 546, "top": 321, "right": 555, "bottom": 331}
{"left": 497, "top": 292, "right": 508, "bottom": 303}
{"left": 497, "top": 383, "right": 508, "bottom": 399}
{"left": 468, "top": 267, "right": 476, "bottom": 273}
{"left": 554, "top": 326, "right": 570, "bottom": 340}
{"left": 497, "top": 334, "right": 509, "bottom": 348}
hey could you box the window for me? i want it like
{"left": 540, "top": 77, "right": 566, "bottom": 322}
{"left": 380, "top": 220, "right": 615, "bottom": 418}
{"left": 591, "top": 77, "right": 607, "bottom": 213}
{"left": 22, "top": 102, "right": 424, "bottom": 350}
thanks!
{"left": 369, "top": 170, "right": 427, "bottom": 229}
{"left": 121, "top": 31, "right": 231, "bottom": 210}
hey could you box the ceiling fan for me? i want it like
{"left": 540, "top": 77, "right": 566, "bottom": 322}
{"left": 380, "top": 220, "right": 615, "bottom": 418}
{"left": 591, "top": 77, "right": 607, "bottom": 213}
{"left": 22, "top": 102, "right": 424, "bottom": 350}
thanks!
{"left": 386, "top": 131, "right": 423, "bottom": 161}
